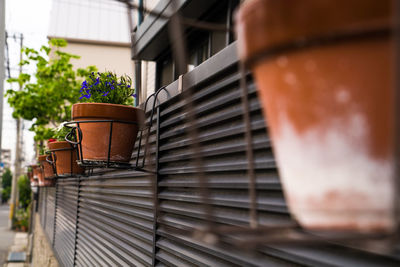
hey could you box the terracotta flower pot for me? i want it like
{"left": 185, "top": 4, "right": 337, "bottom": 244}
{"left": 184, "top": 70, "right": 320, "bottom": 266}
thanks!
{"left": 32, "top": 165, "right": 45, "bottom": 187}
{"left": 48, "top": 141, "right": 85, "bottom": 176}
{"left": 27, "top": 167, "right": 38, "bottom": 187}
{"left": 38, "top": 155, "right": 55, "bottom": 187}
{"left": 236, "top": 0, "right": 396, "bottom": 232}
{"left": 72, "top": 103, "right": 145, "bottom": 163}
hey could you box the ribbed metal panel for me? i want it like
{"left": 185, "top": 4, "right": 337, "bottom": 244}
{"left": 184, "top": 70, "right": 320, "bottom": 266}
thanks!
{"left": 54, "top": 178, "right": 79, "bottom": 267}
{"left": 45, "top": 187, "right": 56, "bottom": 245}
{"left": 39, "top": 187, "right": 47, "bottom": 229}
{"left": 74, "top": 171, "right": 155, "bottom": 267}
{"left": 154, "top": 44, "right": 400, "bottom": 266}
{"left": 38, "top": 42, "right": 400, "bottom": 267}
{"left": 156, "top": 65, "right": 293, "bottom": 266}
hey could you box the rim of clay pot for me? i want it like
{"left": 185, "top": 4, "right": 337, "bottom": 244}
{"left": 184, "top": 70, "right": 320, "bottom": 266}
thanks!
{"left": 38, "top": 155, "right": 47, "bottom": 162}
{"left": 72, "top": 103, "right": 145, "bottom": 125}
{"left": 235, "top": 0, "right": 391, "bottom": 64}
{"left": 48, "top": 140, "right": 73, "bottom": 150}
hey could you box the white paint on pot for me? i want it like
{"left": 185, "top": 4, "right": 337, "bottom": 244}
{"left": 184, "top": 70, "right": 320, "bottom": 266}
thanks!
{"left": 274, "top": 113, "right": 396, "bottom": 232}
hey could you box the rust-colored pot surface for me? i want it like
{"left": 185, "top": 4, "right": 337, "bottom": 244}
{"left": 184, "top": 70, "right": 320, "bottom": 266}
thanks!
{"left": 48, "top": 141, "right": 85, "bottom": 176}
{"left": 33, "top": 164, "right": 53, "bottom": 187}
{"left": 38, "top": 155, "right": 56, "bottom": 181}
{"left": 236, "top": 0, "right": 396, "bottom": 232}
{"left": 28, "top": 167, "right": 37, "bottom": 187}
{"left": 27, "top": 169, "right": 33, "bottom": 182}
{"left": 72, "top": 103, "right": 145, "bottom": 163}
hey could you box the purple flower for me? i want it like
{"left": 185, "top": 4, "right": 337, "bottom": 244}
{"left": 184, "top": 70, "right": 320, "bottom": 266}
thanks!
{"left": 102, "top": 91, "right": 109, "bottom": 96}
{"left": 79, "top": 93, "right": 92, "bottom": 99}
{"left": 94, "top": 77, "right": 100, "bottom": 86}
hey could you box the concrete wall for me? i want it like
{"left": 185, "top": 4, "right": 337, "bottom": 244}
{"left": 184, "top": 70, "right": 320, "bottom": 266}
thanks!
{"left": 59, "top": 41, "right": 157, "bottom": 104}
{"left": 31, "top": 214, "right": 58, "bottom": 267}
{"left": 60, "top": 42, "right": 134, "bottom": 78}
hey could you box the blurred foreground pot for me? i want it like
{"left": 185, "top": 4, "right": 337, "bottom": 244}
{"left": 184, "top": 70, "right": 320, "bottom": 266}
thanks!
{"left": 48, "top": 141, "right": 84, "bottom": 176}
{"left": 72, "top": 103, "right": 145, "bottom": 163}
{"left": 236, "top": 0, "right": 396, "bottom": 232}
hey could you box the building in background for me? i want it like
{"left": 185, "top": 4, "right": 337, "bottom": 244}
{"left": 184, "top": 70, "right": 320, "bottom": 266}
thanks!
{"left": 47, "top": 0, "right": 158, "bottom": 103}
{"left": 0, "top": 149, "right": 11, "bottom": 175}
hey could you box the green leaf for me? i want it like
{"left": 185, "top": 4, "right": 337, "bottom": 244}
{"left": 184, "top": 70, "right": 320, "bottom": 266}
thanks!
{"left": 6, "top": 38, "right": 98, "bottom": 141}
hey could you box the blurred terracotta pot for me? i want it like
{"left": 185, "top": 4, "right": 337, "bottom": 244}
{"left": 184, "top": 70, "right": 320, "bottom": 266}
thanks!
{"left": 236, "top": 0, "right": 396, "bottom": 232}
{"left": 28, "top": 166, "right": 38, "bottom": 187}
{"left": 38, "top": 155, "right": 55, "bottom": 187}
{"left": 48, "top": 141, "right": 84, "bottom": 176}
{"left": 32, "top": 165, "right": 44, "bottom": 187}
{"left": 72, "top": 103, "right": 145, "bottom": 163}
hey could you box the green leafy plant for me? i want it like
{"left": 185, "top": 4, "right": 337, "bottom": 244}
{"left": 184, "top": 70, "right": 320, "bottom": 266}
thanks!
{"left": 1, "top": 168, "right": 12, "bottom": 203}
{"left": 1, "top": 168, "right": 12, "bottom": 188}
{"left": 79, "top": 71, "right": 136, "bottom": 105}
{"left": 18, "top": 175, "right": 31, "bottom": 209}
{"left": 53, "top": 123, "right": 75, "bottom": 142}
{"left": 6, "top": 38, "right": 97, "bottom": 142}
{"left": 37, "top": 143, "right": 47, "bottom": 156}
{"left": 14, "top": 207, "right": 29, "bottom": 232}
{"left": 1, "top": 187, "right": 10, "bottom": 203}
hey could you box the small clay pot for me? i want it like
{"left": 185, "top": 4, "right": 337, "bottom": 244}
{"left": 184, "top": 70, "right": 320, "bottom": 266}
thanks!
{"left": 48, "top": 141, "right": 85, "bottom": 176}
{"left": 72, "top": 103, "right": 145, "bottom": 163}
{"left": 236, "top": 0, "right": 396, "bottom": 232}
{"left": 27, "top": 169, "right": 33, "bottom": 182}
{"left": 32, "top": 165, "right": 45, "bottom": 187}
{"left": 38, "top": 155, "right": 56, "bottom": 186}
{"left": 27, "top": 167, "right": 38, "bottom": 187}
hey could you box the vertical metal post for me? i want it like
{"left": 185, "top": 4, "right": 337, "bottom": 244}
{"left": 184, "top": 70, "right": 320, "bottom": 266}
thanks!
{"left": 151, "top": 106, "right": 161, "bottom": 266}
{"left": 9, "top": 33, "right": 24, "bottom": 228}
{"left": 168, "top": 0, "right": 188, "bottom": 76}
{"left": 394, "top": 0, "right": 400, "bottom": 234}
{"left": 168, "top": 0, "right": 214, "bottom": 234}
{"left": 43, "top": 188, "right": 48, "bottom": 230}
{"left": 52, "top": 181, "right": 58, "bottom": 246}
{"left": 73, "top": 176, "right": 81, "bottom": 266}
{"left": 225, "top": 0, "right": 233, "bottom": 46}
{"left": 239, "top": 62, "right": 258, "bottom": 228}
{"left": 107, "top": 121, "right": 114, "bottom": 168}
{"left": 126, "top": 0, "right": 142, "bottom": 106}
{"left": 0, "top": 0, "right": 5, "bottom": 171}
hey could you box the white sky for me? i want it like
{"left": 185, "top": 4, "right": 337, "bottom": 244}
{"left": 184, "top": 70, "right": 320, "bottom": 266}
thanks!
{"left": 3, "top": 0, "right": 52, "bottom": 168}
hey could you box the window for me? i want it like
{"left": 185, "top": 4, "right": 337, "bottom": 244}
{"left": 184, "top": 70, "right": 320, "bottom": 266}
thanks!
{"left": 155, "top": 0, "right": 239, "bottom": 89}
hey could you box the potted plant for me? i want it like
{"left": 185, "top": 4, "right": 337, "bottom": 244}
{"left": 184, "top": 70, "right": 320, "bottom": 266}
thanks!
{"left": 27, "top": 166, "right": 38, "bottom": 187}
{"left": 72, "top": 72, "right": 144, "bottom": 163}
{"left": 32, "top": 164, "right": 45, "bottom": 187}
{"left": 37, "top": 145, "right": 56, "bottom": 185}
{"left": 236, "top": 0, "right": 396, "bottom": 233}
{"left": 48, "top": 125, "right": 85, "bottom": 176}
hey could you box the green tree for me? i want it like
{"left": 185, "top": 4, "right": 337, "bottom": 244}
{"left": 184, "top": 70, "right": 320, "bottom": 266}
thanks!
{"left": 17, "top": 175, "right": 31, "bottom": 209}
{"left": 1, "top": 168, "right": 12, "bottom": 188}
{"left": 1, "top": 168, "right": 12, "bottom": 203}
{"left": 6, "top": 38, "right": 97, "bottom": 141}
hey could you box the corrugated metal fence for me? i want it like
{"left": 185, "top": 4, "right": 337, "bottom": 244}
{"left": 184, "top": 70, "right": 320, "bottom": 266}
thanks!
{"left": 37, "top": 44, "right": 400, "bottom": 267}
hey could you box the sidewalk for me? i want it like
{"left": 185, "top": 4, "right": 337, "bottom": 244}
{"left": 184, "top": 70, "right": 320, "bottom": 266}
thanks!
{"left": 0, "top": 205, "right": 15, "bottom": 266}
{"left": 3, "top": 232, "right": 28, "bottom": 267}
